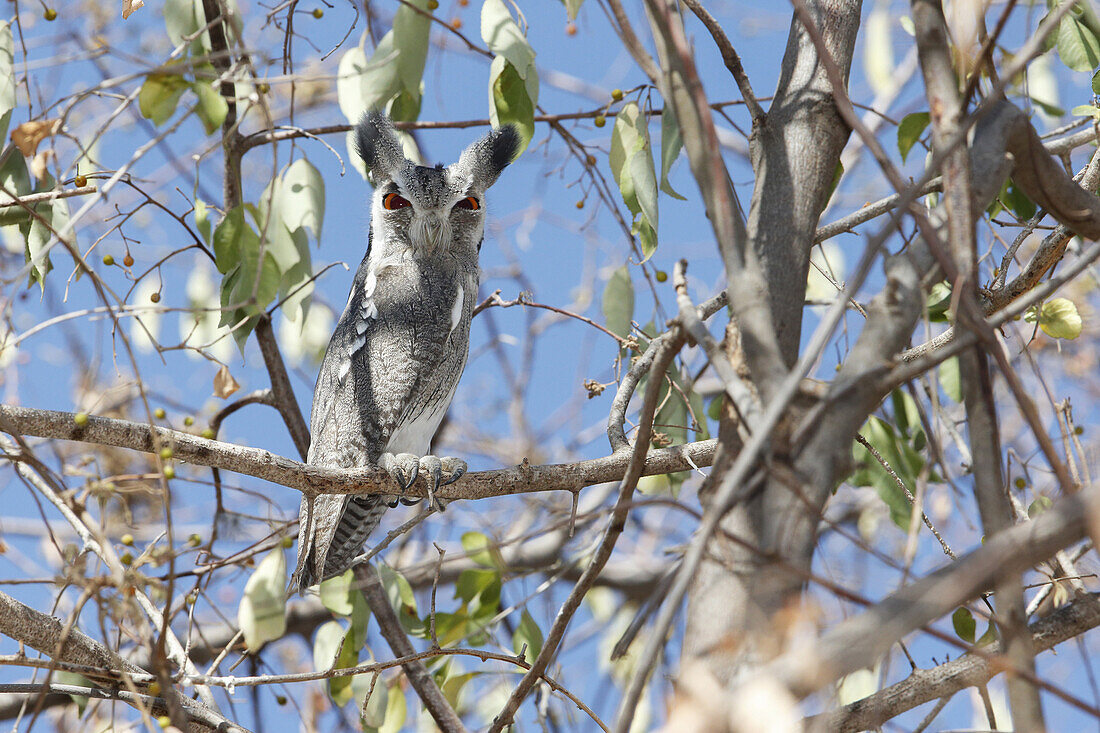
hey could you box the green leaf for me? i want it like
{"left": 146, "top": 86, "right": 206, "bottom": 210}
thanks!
{"left": 191, "top": 81, "right": 228, "bottom": 134}
{"left": 139, "top": 74, "right": 189, "bottom": 127}
{"left": 0, "top": 150, "right": 32, "bottom": 227}
{"left": 279, "top": 158, "right": 325, "bottom": 242}
{"left": 379, "top": 565, "right": 424, "bottom": 637}
{"left": 602, "top": 265, "right": 634, "bottom": 339}
{"left": 897, "top": 111, "right": 930, "bottom": 163}
{"left": 18, "top": 173, "right": 65, "bottom": 290}
{"left": 1056, "top": 13, "right": 1100, "bottom": 72}
{"left": 610, "top": 102, "right": 645, "bottom": 215}
{"left": 1002, "top": 180, "right": 1036, "bottom": 220}
{"left": 1035, "top": 297, "right": 1083, "bottom": 339}
{"left": 826, "top": 160, "right": 844, "bottom": 205}
{"left": 213, "top": 206, "right": 250, "bottom": 275}
{"left": 925, "top": 280, "right": 952, "bottom": 322}
{"left": 237, "top": 547, "right": 287, "bottom": 651}
{"left": 337, "top": 42, "right": 372, "bottom": 122}
{"left": 0, "top": 22, "right": 14, "bottom": 143}
{"left": 55, "top": 671, "right": 90, "bottom": 716}
{"left": 193, "top": 199, "right": 212, "bottom": 245}
{"left": 1028, "top": 495, "right": 1053, "bottom": 518}
{"left": 164, "top": 0, "right": 212, "bottom": 56}
{"left": 314, "top": 619, "right": 360, "bottom": 704}
{"left": 1072, "top": 103, "right": 1100, "bottom": 119}
{"left": 952, "top": 606, "right": 976, "bottom": 643}
{"left": 357, "top": 674, "right": 389, "bottom": 729}
{"left": 629, "top": 145, "right": 659, "bottom": 232}
{"left": 320, "top": 569, "right": 356, "bottom": 616}
{"left": 512, "top": 610, "right": 544, "bottom": 659}
{"left": 850, "top": 416, "right": 924, "bottom": 529}
{"left": 454, "top": 568, "right": 501, "bottom": 623}
{"left": 1093, "top": 66, "right": 1100, "bottom": 94}
{"left": 940, "top": 356, "right": 962, "bottom": 402}
{"left": 899, "top": 15, "right": 915, "bottom": 36}
{"left": 461, "top": 531, "right": 496, "bottom": 568}
{"left": 489, "top": 56, "right": 536, "bottom": 155}
{"left": 482, "top": 0, "right": 537, "bottom": 79}
{"left": 379, "top": 682, "right": 407, "bottom": 733}
{"left": 392, "top": 0, "right": 432, "bottom": 94}
{"left": 564, "top": 0, "right": 584, "bottom": 21}
{"left": 658, "top": 104, "right": 686, "bottom": 200}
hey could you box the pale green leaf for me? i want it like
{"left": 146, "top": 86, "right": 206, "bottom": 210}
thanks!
{"left": 899, "top": 15, "right": 915, "bottom": 36}
{"left": 313, "top": 620, "right": 345, "bottom": 671}
{"left": 357, "top": 673, "right": 389, "bottom": 729}
{"left": 0, "top": 22, "right": 14, "bottom": 143}
{"left": 634, "top": 217, "right": 657, "bottom": 262}
{"left": 1071, "top": 103, "right": 1100, "bottom": 119}
{"left": 863, "top": 4, "right": 894, "bottom": 95}
{"left": 940, "top": 356, "right": 962, "bottom": 402}
{"left": 194, "top": 199, "right": 212, "bottom": 245}
{"left": 19, "top": 173, "right": 65, "bottom": 289}
{"left": 139, "top": 74, "right": 189, "bottom": 127}
{"left": 489, "top": 56, "right": 535, "bottom": 154}
{"left": 1038, "top": 297, "right": 1083, "bottom": 339}
{"left": 1028, "top": 495, "right": 1053, "bottom": 518}
{"left": 55, "top": 671, "right": 90, "bottom": 716}
{"left": 629, "top": 145, "right": 659, "bottom": 232}
{"left": 392, "top": 0, "right": 432, "bottom": 93}
{"left": 237, "top": 547, "right": 287, "bottom": 651}
{"left": 659, "top": 104, "right": 686, "bottom": 200}
{"left": 360, "top": 33, "right": 403, "bottom": 115}
{"left": 512, "top": 610, "right": 544, "bottom": 659}
{"left": 897, "top": 111, "right": 930, "bottom": 163}
{"left": 482, "top": 0, "right": 536, "bottom": 79}
{"left": 836, "top": 667, "right": 878, "bottom": 706}
{"left": 379, "top": 682, "right": 407, "bottom": 733}
{"left": 461, "top": 531, "right": 496, "bottom": 568}
{"left": 213, "top": 206, "right": 250, "bottom": 274}
{"left": 191, "top": 81, "right": 228, "bottom": 134}
{"left": 564, "top": 0, "right": 585, "bottom": 21}
{"left": 319, "top": 569, "right": 355, "bottom": 616}
{"left": 279, "top": 157, "right": 325, "bottom": 242}
{"left": 602, "top": 265, "right": 634, "bottom": 339}
{"left": 0, "top": 151, "right": 32, "bottom": 227}
{"left": 164, "top": 0, "right": 211, "bottom": 56}
{"left": 337, "top": 42, "right": 371, "bottom": 122}
{"left": 1056, "top": 14, "right": 1100, "bottom": 72}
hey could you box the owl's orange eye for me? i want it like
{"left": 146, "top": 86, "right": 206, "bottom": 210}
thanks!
{"left": 383, "top": 193, "right": 411, "bottom": 210}
{"left": 454, "top": 196, "right": 480, "bottom": 211}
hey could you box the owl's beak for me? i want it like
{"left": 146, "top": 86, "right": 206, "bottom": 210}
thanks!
{"left": 422, "top": 214, "right": 447, "bottom": 249}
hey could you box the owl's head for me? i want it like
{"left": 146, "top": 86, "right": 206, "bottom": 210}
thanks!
{"left": 355, "top": 112, "right": 519, "bottom": 257}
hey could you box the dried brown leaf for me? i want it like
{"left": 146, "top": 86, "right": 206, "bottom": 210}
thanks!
{"left": 11, "top": 119, "right": 61, "bottom": 158}
{"left": 122, "top": 0, "right": 144, "bottom": 20}
{"left": 213, "top": 364, "right": 240, "bottom": 399}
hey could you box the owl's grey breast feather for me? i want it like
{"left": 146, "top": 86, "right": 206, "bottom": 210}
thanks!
{"left": 292, "top": 112, "right": 518, "bottom": 593}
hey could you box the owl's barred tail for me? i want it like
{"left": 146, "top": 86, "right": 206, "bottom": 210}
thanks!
{"left": 295, "top": 494, "right": 388, "bottom": 593}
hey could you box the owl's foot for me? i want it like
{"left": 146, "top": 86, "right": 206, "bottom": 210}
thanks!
{"left": 378, "top": 453, "right": 466, "bottom": 512}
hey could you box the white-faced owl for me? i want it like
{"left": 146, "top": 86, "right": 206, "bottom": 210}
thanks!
{"left": 292, "top": 113, "right": 518, "bottom": 592}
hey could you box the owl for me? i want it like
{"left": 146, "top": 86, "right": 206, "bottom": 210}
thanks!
{"left": 292, "top": 113, "right": 519, "bottom": 592}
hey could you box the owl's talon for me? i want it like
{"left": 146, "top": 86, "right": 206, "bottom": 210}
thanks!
{"left": 440, "top": 457, "right": 467, "bottom": 486}
{"left": 380, "top": 452, "right": 420, "bottom": 491}
{"left": 419, "top": 455, "right": 444, "bottom": 513}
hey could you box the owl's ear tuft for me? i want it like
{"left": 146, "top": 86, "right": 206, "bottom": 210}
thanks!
{"left": 355, "top": 112, "right": 405, "bottom": 183}
{"left": 453, "top": 124, "right": 520, "bottom": 191}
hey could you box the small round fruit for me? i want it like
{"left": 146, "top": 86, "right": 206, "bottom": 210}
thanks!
{"left": 201, "top": 428, "right": 216, "bottom": 440}
{"left": 157, "top": 716, "right": 171, "bottom": 729}
{"left": 73, "top": 412, "right": 89, "bottom": 427}
{"left": 150, "top": 291, "right": 161, "bottom": 303}
{"left": 183, "top": 416, "right": 194, "bottom": 426}
{"left": 159, "top": 447, "right": 173, "bottom": 460}
{"left": 575, "top": 200, "right": 584, "bottom": 209}
{"left": 585, "top": 154, "right": 596, "bottom": 166}
{"left": 1075, "top": 425, "right": 1085, "bottom": 435}
{"left": 188, "top": 533, "right": 201, "bottom": 546}
{"left": 74, "top": 174, "right": 87, "bottom": 187}
{"left": 565, "top": 22, "right": 577, "bottom": 36}
{"left": 44, "top": 8, "right": 57, "bottom": 21}
{"left": 148, "top": 680, "right": 161, "bottom": 697}
{"left": 185, "top": 592, "right": 198, "bottom": 605}
{"left": 154, "top": 408, "right": 166, "bottom": 419}
{"left": 593, "top": 114, "right": 606, "bottom": 128}
{"left": 450, "top": 17, "right": 463, "bottom": 29}
{"left": 121, "top": 533, "right": 134, "bottom": 546}
{"left": 311, "top": 7, "right": 323, "bottom": 18}
{"left": 611, "top": 88, "right": 623, "bottom": 101}
{"left": 102, "top": 254, "right": 114, "bottom": 266}
{"left": 276, "top": 695, "right": 288, "bottom": 706}
{"left": 281, "top": 536, "right": 294, "bottom": 549}
{"left": 427, "top": 0, "right": 439, "bottom": 9}
{"left": 655, "top": 270, "right": 668, "bottom": 283}
{"left": 458, "top": 0, "right": 469, "bottom": 5}
{"left": 257, "top": 83, "right": 270, "bottom": 94}
{"left": 123, "top": 254, "right": 134, "bottom": 267}
{"left": 163, "top": 466, "right": 176, "bottom": 480}
{"left": 121, "top": 552, "right": 134, "bottom": 566}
